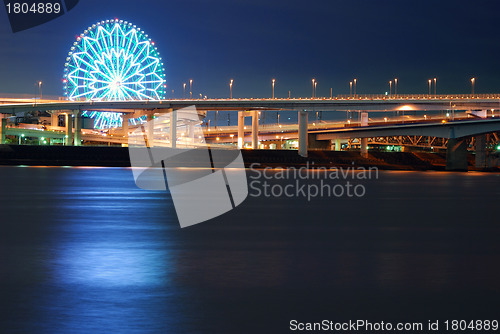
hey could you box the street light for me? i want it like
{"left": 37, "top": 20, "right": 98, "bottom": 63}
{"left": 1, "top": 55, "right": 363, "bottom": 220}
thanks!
{"left": 353, "top": 78, "right": 357, "bottom": 96}
{"left": 349, "top": 81, "right": 352, "bottom": 97}
{"left": 389, "top": 80, "right": 392, "bottom": 97}
{"left": 471, "top": 77, "right": 475, "bottom": 95}
{"left": 38, "top": 81, "right": 42, "bottom": 100}
{"left": 428, "top": 79, "right": 431, "bottom": 96}
{"left": 183, "top": 83, "right": 186, "bottom": 99}
{"left": 230, "top": 79, "right": 233, "bottom": 99}
{"left": 312, "top": 78, "right": 315, "bottom": 98}
{"left": 272, "top": 78, "right": 275, "bottom": 99}
{"left": 394, "top": 78, "right": 398, "bottom": 96}
{"left": 189, "top": 79, "right": 193, "bottom": 99}
{"left": 314, "top": 81, "right": 317, "bottom": 97}
{"left": 433, "top": 78, "right": 437, "bottom": 95}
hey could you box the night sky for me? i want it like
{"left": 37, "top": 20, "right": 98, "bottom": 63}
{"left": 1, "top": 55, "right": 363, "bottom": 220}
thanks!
{"left": 1, "top": 0, "right": 500, "bottom": 98}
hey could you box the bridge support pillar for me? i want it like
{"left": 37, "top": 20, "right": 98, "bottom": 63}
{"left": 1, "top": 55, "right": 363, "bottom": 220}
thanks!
{"left": 251, "top": 110, "right": 259, "bottom": 149}
{"left": 0, "top": 118, "right": 6, "bottom": 145}
{"left": 334, "top": 139, "right": 341, "bottom": 151}
{"left": 361, "top": 112, "right": 369, "bottom": 126}
{"left": 360, "top": 138, "right": 368, "bottom": 158}
{"left": 51, "top": 113, "right": 59, "bottom": 127}
{"left": 170, "top": 109, "right": 177, "bottom": 148}
{"left": 298, "top": 110, "right": 308, "bottom": 157}
{"left": 446, "top": 138, "right": 468, "bottom": 171}
{"left": 237, "top": 111, "right": 245, "bottom": 149}
{"left": 188, "top": 122, "right": 195, "bottom": 140}
{"left": 475, "top": 134, "right": 487, "bottom": 169}
{"left": 74, "top": 111, "right": 82, "bottom": 146}
{"left": 65, "top": 113, "right": 73, "bottom": 146}
{"left": 122, "top": 113, "right": 130, "bottom": 138}
{"left": 146, "top": 112, "right": 155, "bottom": 147}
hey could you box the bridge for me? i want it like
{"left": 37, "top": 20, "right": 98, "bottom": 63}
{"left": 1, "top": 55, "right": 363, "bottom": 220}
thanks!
{"left": 0, "top": 95, "right": 499, "bottom": 170}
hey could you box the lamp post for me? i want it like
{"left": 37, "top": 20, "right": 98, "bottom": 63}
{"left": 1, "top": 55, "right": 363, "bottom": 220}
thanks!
{"left": 428, "top": 79, "right": 431, "bottom": 96}
{"left": 312, "top": 78, "right": 315, "bottom": 98}
{"left": 272, "top": 78, "right": 275, "bottom": 99}
{"left": 38, "top": 81, "right": 42, "bottom": 100}
{"left": 183, "top": 83, "right": 186, "bottom": 99}
{"left": 314, "top": 81, "right": 317, "bottom": 97}
{"left": 229, "top": 79, "right": 233, "bottom": 99}
{"left": 433, "top": 77, "right": 437, "bottom": 95}
{"left": 471, "top": 77, "right": 475, "bottom": 95}
{"left": 353, "top": 78, "right": 357, "bottom": 96}
{"left": 394, "top": 78, "right": 398, "bottom": 96}
{"left": 349, "top": 81, "right": 352, "bottom": 97}
{"left": 389, "top": 80, "right": 392, "bottom": 97}
{"left": 189, "top": 79, "right": 193, "bottom": 99}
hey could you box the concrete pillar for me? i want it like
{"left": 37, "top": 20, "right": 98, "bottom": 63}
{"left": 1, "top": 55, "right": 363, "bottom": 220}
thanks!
{"left": 74, "top": 111, "right": 82, "bottom": 146}
{"left": 360, "top": 112, "right": 369, "bottom": 126}
{"left": 65, "top": 113, "right": 73, "bottom": 146}
{"left": 188, "top": 122, "right": 195, "bottom": 140}
{"left": 237, "top": 111, "right": 245, "bottom": 149}
{"left": 0, "top": 118, "right": 6, "bottom": 145}
{"left": 334, "top": 139, "right": 341, "bottom": 151}
{"left": 122, "top": 113, "right": 130, "bottom": 137}
{"left": 360, "top": 138, "right": 368, "bottom": 157}
{"left": 475, "top": 134, "right": 487, "bottom": 169}
{"left": 298, "top": 110, "right": 308, "bottom": 157}
{"left": 51, "top": 113, "right": 59, "bottom": 127}
{"left": 170, "top": 109, "right": 177, "bottom": 148}
{"left": 146, "top": 112, "right": 155, "bottom": 147}
{"left": 251, "top": 110, "right": 259, "bottom": 149}
{"left": 446, "top": 138, "right": 468, "bottom": 171}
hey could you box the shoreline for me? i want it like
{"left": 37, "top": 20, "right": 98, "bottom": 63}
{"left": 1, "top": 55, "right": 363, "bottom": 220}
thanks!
{"left": 0, "top": 144, "right": 498, "bottom": 172}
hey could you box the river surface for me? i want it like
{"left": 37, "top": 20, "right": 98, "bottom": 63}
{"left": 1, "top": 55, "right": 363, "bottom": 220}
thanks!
{"left": 0, "top": 166, "right": 499, "bottom": 333}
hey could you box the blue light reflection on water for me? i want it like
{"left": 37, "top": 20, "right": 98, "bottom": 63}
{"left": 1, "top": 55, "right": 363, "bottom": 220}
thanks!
{"left": 0, "top": 167, "right": 500, "bottom": 333}
{"left": 0, "top": 167, "right": 192, "bottom": 334}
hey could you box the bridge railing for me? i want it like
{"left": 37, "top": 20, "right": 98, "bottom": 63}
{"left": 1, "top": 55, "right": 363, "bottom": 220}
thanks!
{"left": 332, "top": 94, "right": 500, "bottom": 100}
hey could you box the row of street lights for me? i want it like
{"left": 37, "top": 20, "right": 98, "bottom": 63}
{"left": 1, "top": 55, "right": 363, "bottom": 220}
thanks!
{"left": 427, "top": 78, "right": 437, "bottom": 95}
{"left": 427, "top": 77, "right": 476, "bottom": 95}
{"left": 388, "top": 78, "right": 398, "bottom": 96}
{"left": 182, "top": 79, "right": 194, "bottom": 99}
{"left": 178, "top": 76, "right": 479, "bottom": 100}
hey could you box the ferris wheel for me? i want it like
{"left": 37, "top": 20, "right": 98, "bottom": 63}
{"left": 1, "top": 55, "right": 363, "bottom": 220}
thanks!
{"left": 64, "top": 19, "right": 166, "bottom": 101}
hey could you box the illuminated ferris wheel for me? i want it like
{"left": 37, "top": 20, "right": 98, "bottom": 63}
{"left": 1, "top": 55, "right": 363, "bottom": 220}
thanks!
{"left": 64, "top": 19, "right": 166, "bottom": 101}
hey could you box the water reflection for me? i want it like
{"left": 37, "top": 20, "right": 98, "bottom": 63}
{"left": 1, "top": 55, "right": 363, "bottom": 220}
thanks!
{"left": 1, "top": 167, "right": 500, "bottom": 333}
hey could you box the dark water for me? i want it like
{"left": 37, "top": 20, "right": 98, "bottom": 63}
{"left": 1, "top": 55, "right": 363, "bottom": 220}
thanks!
{"left": 0, "top": 166, "right": 499, "bottom": 333}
